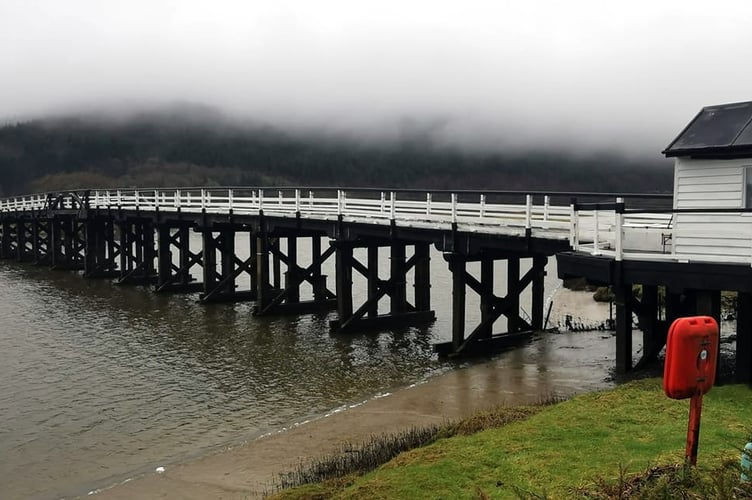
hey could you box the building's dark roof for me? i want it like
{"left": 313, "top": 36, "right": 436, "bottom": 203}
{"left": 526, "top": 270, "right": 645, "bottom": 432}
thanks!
{"left": 663, "top": 101, "right": 752, "bottom": 158}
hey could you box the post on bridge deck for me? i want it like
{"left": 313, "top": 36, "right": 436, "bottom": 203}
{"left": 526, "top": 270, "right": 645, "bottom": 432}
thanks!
{"left": 116, "top": 218, "right": 156, "bottom": 285}
{"left": 435, "top": 252, "right": 549, "bottom": 357}
{"left": 155, "top": 222, "right": 203, "bottom": 293}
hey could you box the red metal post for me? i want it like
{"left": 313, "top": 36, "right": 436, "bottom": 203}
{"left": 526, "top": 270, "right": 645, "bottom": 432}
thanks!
{"left": 685, "top": 391, "right": 703, "bottom": 466}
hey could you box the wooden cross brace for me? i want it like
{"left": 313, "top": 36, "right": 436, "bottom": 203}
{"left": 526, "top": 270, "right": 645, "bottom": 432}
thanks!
{"left": 255, "top": 244, "right": 336, "bottom": 314}
{"left": 449, "top": 261, "right": 538, "bottom": 354}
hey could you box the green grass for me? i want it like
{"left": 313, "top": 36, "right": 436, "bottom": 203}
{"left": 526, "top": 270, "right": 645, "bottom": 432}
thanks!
{"left": 272, "top": 379, "right": 752, "bottom": 499}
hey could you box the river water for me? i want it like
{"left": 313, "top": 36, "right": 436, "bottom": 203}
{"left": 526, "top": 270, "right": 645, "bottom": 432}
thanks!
{"left": 0, "top": 240, "right": 617, "bottom": 499}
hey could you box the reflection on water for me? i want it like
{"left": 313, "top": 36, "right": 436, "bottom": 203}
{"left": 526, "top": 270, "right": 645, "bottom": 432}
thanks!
{"left": 0, "top": 252, "right": 614, "bottom": 499}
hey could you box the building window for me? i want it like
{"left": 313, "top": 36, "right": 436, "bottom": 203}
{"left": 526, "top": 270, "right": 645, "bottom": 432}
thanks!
{"left": 747, "top": 167, "right": 752, "bottom": 208}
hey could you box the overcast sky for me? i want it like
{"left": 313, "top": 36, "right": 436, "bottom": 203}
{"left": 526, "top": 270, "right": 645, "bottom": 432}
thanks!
{"left": 2, "top": 0, "right": 752, "bottom": 157}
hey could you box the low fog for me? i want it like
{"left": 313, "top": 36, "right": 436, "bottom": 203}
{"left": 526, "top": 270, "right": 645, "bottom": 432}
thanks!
{"left": 2, "top": 0, "right": 752, "bottom": 158}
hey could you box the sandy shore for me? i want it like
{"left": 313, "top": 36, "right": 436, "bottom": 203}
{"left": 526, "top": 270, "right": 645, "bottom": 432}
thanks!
{"left": 93, "top": 288, "right": 611, "bottom": 500}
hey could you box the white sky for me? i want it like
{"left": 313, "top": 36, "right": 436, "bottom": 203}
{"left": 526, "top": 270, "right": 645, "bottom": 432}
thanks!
{"left": 2, "top": 0, "right": 752, "bottom": 157}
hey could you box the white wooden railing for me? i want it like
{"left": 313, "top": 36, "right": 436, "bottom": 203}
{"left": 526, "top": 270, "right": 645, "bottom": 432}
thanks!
{"left": 26, "top": 188, "right": 752, "bottom": 265}
{"left": 0, "top": 188, "right": 578, "bottom": 240}
{"left": 7, "top": 187, "right": 752, "bottom": 266}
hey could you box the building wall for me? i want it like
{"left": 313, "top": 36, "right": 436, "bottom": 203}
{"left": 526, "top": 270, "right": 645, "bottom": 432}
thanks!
{"left": 673, "top": 157, "right": 752, "bottom": 262}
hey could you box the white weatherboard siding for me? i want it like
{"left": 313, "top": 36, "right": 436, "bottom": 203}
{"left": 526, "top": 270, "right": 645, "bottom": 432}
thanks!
{"left": 673, "top": 157, "right": 752, "bottom": 262}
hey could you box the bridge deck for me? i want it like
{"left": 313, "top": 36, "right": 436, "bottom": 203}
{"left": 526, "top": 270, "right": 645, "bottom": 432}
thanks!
{"left": 0, "top": 188, "right": 667, "bottom": 254}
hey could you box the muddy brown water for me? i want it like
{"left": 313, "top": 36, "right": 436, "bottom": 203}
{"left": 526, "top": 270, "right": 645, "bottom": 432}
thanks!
{"left": 0, "top": 247, "right": 618, "bottom": 499}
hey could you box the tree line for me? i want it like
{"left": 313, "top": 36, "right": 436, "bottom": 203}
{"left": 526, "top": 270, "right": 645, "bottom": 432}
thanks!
{"left": 0, "top": 110, "right": 673, "bottom": 196}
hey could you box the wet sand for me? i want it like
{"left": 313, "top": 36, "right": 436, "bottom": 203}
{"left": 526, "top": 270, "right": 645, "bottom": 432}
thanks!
{"left": 94, "top": 289, "right": 611, "bottom": 499}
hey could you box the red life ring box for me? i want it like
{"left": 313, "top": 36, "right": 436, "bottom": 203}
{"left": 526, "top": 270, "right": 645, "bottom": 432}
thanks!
{"left": 663, "top": 316, "right": 718, "bottom": 400}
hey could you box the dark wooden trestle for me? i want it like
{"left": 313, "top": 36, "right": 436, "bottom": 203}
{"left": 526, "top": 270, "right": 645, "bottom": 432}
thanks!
{"left": 435, "top": 252, "right": 548, "bottom": 356}
{"left": 156, "top": 221, "right": 203, "bottom": 293}
{"left": 328, "top": 239, "right": 435, "bottom": 333}
{"left": 0, "top": 189, "right": 569, "bottom": 359}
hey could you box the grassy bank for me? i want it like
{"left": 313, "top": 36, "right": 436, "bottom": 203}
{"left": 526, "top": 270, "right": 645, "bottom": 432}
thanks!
{"left": 272, "top": 379, "right": 752, "bottom": 499}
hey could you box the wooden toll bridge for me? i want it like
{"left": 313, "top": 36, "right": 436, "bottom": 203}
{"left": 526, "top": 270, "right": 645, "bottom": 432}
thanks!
{"left": 0, "top": 184, "right": 750, "bottom": 383}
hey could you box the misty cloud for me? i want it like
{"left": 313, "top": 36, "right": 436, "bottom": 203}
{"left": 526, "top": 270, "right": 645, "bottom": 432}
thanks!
{"left": 2, "top": 0, "right": 752, "bottom": 158}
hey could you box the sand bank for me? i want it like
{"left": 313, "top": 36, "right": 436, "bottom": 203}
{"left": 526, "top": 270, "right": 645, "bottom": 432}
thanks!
{"left": 93, "top": 288, "right": 612, "bottom": 499}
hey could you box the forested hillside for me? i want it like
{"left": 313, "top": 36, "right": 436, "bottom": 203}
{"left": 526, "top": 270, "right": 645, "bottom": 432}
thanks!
{"left": 0, "top": 109, "right": 673, "bottom": 196}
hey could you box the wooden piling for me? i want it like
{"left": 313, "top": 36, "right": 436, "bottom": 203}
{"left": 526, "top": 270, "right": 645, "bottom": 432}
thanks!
{"left": 614, "top": 284, "right": 633, "bottom": 373}
{"left": 413, "top": 243, "right": 431, "bottom": 312}
{"left": 479, "top": 257, "right": 494, "bottom": 340}
{"left": 531, "top": 255, "right": 547, "bottom": 329}
{"left": 367, "top": 246, "right": 379, "bottom": 318}
{"left": 390, "top": 242, "right": 406, "bottom": 315}
{"left": 737, "top": 292, "right": 752, "bottom": 384}
{"left": 335, "top": 242, "right": 354, "bottom": 321}
{"left": 507, "top": 257, "right": 520, "bottom": 333}
{"left": 285, "top": 236, "right": 300, "bottom": 304}
{"left": 451, "top": 255, "right": 467, "bottom": 352}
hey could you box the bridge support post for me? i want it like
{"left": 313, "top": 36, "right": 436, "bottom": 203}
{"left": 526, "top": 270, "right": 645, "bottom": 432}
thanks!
{"left": 253, "top": 231, "right": 336, "bottom": 315}
{"left": 255, "top": 228, "right": 271, "bottom": 308}
{"left": 284, "top": 236, "right": 300, "bottom": 304}
{"left": 311, "top": 236, "right": 327, "bottom": 302}
{"left": 330, "top": 239, "right": 435, "bottom": 334}
{"left": 198, "top": 225, "right": 255, "bottom": 302}
{"left": 450, "top": 254, "right": 467, "bottom": 352}
{"left": 155, "top": 223, "right": 203, "bottom": 293}
{"left": 436, "top": 253, "right": 548, "bottom": 357}
{"left": 390, "top": 242, "right": 407, "bottom": 315}
{"left": 633, "top": 284, "right": 662, "bottom": 370}
{"left": 0, "top": 218, "right": 12, "bottom": 259}
{"left": 50, "top": 217, "right": 63, "bottom": 268}
{"left": 367, "top": 246, "right": 379, "bottom": 318}
{"left": 478, "top": 257, "right": 494, "bottom": 340}
{"left": 614, "top": 284, "right": 633, "bottom": 373}
{"left": 531, "top": 255, "right": 547, "bottom": 329}
{"left": 117, "top": 218, "right": 157, "bottom": 284}
{"left": 15, "top": 216, "right": 32, "bottom": 262}
{"left": 272, "top": 238, "right": 282, "bottom": 291}
{"left": 84, "top": 217, "right": 119, "bottom": 278}
{"left": 50, "top": 215, "right": 85, "bottom": 270}
{"left": 737, "top": 292, "right": 752, "bottom": 384}
{"left": 414, "top": 243, "right": 431, "bottom": 313}
{"left": 31, "top": 217, "right": 51, "bottom": 266}
{"left": 334, "top": 241, "right": 354, "bottom": 321}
